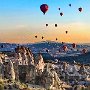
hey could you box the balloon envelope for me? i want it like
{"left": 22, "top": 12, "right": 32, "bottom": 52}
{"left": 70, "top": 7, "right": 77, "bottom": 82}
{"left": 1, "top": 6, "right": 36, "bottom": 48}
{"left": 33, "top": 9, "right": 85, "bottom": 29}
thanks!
{"left": 78, "top": 7, "right": 82, "bottom": 12}
{"left": 40, "top": 4, "right": 49, "bottom": 14}
{"left": 63, "top": 45, "right": 68, "bottom": 51}
{"left": 55, "top": 24, "right": 57, "bottom": 27}
{"left": 35, "top": 36, "right": 37, "bottom": 38}
{"left": 56, "top": 38, "right": 58, "bottom": 41}
{"left": 72, "top": 43, "right": 76, "bottom": 48}
{"left": 46, "top": 24, "right": 48, "bottom": 27}
{"left": 1, "top": 45, "right": 3, "bottom": 48}
{"left": 65, "top": 31, "right": 68, "bottom": 34}
{"left": 82, "top": 49, "right": 87, "bottom": 54}
{"left": 46, "top": 49, "right": 49, "bottom": 53}
{"left": 42, "top": 36, "right": 44, "bottom": 39}
{"left": 60, "top": 12, "right": 63, "bottom": 16}
{"left": 58, "top": 8, "right": 60, "bottom": 10}
{"left": 69, "top": 4, "right": 71, "bottom": 7}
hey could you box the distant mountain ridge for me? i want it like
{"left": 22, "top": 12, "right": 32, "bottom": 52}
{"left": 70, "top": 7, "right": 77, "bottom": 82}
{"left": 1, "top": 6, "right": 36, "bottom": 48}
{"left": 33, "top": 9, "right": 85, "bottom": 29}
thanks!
{"left": 0, "top": 41, "right": 90, "bottom": 51}
{"left": 0, "top": 41, "right": 90, "bottom": 64}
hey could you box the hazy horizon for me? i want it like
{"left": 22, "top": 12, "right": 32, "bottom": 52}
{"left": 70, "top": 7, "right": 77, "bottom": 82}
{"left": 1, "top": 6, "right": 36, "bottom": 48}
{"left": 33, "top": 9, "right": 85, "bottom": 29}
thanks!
{"left": 0, "top": 0, "right": 90, "bottom": 43}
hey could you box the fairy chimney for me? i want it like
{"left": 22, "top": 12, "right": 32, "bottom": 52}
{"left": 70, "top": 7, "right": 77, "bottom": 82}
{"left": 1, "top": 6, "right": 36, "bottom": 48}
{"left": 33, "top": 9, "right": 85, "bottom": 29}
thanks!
{"left": 35, "top": 53, "right": 45, "bottom": 72}
{"left": 15, "top": 46, "right": 34, "bottom": 65}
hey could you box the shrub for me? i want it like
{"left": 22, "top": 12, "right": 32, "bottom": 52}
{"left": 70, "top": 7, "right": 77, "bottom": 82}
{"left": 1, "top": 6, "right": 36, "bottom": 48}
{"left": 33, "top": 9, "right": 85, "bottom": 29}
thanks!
{"left": 0, "top": 84, "right": 4, "bottom": 90}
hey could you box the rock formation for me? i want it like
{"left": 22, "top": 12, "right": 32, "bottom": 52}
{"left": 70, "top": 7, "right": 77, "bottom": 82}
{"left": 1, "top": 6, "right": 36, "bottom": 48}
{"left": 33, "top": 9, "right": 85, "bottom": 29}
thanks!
{"left": 41, "top": 63, "right": 64, "bottom": 90}
{"left": 9, "top": 60, "right": 15, "bottom": 80}
{"left": 14, "top": 46, "right": 64, "bottom": 89}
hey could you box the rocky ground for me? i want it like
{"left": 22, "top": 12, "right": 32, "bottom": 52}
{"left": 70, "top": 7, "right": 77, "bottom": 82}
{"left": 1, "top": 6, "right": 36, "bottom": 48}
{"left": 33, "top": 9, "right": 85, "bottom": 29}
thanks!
{"left": 0, "top": 45, "right": 90, "bottom": 90}
{"left": 0, "top": 79, "right": 46, "bottom": 90}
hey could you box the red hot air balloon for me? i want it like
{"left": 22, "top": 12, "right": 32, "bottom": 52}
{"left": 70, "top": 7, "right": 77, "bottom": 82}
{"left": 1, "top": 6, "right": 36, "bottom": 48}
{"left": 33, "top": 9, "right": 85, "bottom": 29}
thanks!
{"left": 63, "top": 45, "right": 68, "bottom": 51}
{"left": 60, "top": 12, "right": 63, "bottom": 16}
{"left": 82, "top": 49, "right": 87, "bottom": 54}
{"left": 40, "top": 4, "right": 49, "bottom": 15}
{"left": 78, "top": 7, "right": 82, "bottom": 12}
{"left": 59, "top": 49, "right": 60, "bottom": 52}
{"left": 46, "top": 24, "right": 48, "bottom": 27}
{"left": 72, "top": 43, "right": 76, "bottom": 48}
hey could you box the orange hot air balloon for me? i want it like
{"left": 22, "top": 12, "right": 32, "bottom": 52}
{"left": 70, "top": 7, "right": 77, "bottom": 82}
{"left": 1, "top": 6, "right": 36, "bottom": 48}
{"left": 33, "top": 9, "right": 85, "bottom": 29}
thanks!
{"left": 55, "top": 24, "right": 57, "bottom": 27}
{"left": 63, "top": 45, "right": 68, "bottom": 51}
{"left": 40, "top": 4, "right": 49, "bottom": 15}
{"left": 60, "top": 12, "right": 63, "bottom": 16}
{"left": 35, "top": 36, "right": 37, "bottom": 38}
{"left": 82, "top": 49, "right": 87, "bottom": 54}
{"left": 72, "top": 43, "right": 76, "bottom": 48}
{"left": 65, "top": 31, "right": 68, "bottom": 34}
{"left": 78, "top": 7, "right": 82, "bottom": 12}
{"left": 46, "top": 24, "right": 48, "bottom": 27}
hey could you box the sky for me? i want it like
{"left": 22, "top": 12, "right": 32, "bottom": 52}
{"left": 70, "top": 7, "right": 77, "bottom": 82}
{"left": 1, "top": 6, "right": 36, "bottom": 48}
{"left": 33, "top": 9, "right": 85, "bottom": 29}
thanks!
{"left": 0, "top": 0, "right": 90, "bottom": 43}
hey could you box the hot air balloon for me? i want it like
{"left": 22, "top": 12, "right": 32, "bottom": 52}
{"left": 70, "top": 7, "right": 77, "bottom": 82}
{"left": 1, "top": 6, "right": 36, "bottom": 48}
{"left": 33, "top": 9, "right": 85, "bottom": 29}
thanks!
{"left": 1, "top": 45, "right": 3, "bottom": 48}
{"left": 56, "top": 38, "right": 58, "bottom": 41}
{"left": 82, "top": 49, "right": 87, "bottom": 54}
{"left": 55, "top": 24, "right": 57, "bottom": 27}
{"left": 62, "top": 45, "right": 68, "bottom": 51}
{"left": 59, "top": 49, "right": 61, "bottom": 52}
{"left": 42, "top": 36, "right": 44, "bottom": 39}
{"left": 40, "top": 4, "right": 49, "bottom": 15}
{"left": 58, "top": 8, "right": 60, "bottom": 10}
{"left": 35, "top": 36, "right": 37, "bottom": 38}
{"left": 46, "top": 24, "right": 48, "bottom": 27}
{"left": 78, "top": 7, "right": 82, "bottom": 12}
{"left": 69, "top": 4, "right": 71, "bottom": 7}
{"left": 72, "top": 43, "right": 76, "bottom": 48}
{"left": 62, "top": 42, "right": 64, "bottom": 44}
{"left": 65, "top": 31, "right": 68, "bottom": 34}
{"left": 46, "top": 49, "right": 49, "bottom": 53}
{"left": 77, "top": 49, "right": 79, "bottom": 51}
{"left": 60, "top": 12, "right": 63, "bottom": 16}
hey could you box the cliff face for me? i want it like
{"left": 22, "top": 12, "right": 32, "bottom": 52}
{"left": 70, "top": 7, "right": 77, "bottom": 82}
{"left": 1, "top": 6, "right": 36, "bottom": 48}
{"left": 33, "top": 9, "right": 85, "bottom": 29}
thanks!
{"left": 0, "top": 46, "right": 66, "bottom": 90}
{"left": 15, "top": 46, "right": 45, "bottom": 83}
{"left": 14, "top": 46, "right": 64, "bottom": 90}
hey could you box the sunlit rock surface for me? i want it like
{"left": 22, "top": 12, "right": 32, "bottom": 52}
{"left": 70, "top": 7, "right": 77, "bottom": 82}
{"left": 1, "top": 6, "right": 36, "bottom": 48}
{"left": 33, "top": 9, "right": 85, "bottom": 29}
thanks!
{"left": 0, "top": 45, "right": 90, "bottom": 89}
